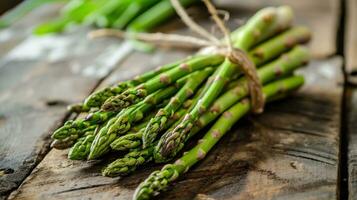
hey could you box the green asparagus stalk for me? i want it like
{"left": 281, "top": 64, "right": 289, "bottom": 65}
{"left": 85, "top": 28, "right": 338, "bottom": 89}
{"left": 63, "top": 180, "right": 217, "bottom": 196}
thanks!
{"left": 101, "top": 55, "right": 224, "bottom": 112}
{"left": 133, "top": 75, "right": 305, "bottom": 200}
{"left": 128, "top": 0, "right": 199, "bottom": 32}
{"left": 107, "top": 87, "right": 179, "bottom": 135}
{"left": 102, "top": 85, "right": 207, "bottom": 176}
{"left": 34, "top": 0, "right": 102, "bottom": 35}
{"left": 105, "top": 70, "right": 203, "bottom": 136}
{"left": 102, "top": 100, "right": 198, "bottom": 177}
{"left": 111, "top": 108, "right": 187, "bottom": 151}
{"left": 87, "top": 0, "right": 132, "bottom": 28}
{"left": 68, "top": 126, "right": 99, "bottom": 160}
{"left": 249, "top": 26, "right": 311, "bottom": 66}
{"left": 69, "top": 97, "right": 166, "bottom": 160}
{"left": 88, "top": 84, "right": 180, "bottom": 159}
{"left": 89, "top": 68, "right": 214, "bottom": 160}
{"left": 52, "top": 119, "right": 96, "bottom": 140}
{"left": 52, "top": 110, "right": 113, "bottom": 140}
{"left": 154, "top": 45, "right": 309, "bottom": 162}
{"left": 103, "top": 108, "right": 188, "bottom": 177}
{"left": 68, "top": 103, "right": 159, "bottom": 159}
{"left": 156, "top": 6, "right": 301, "bottom": 158}
{"left": 102, "top": 45, "right": 309, "bottom": 175}
{"left": 142, "top": 67, "right": 213, "bottom": 147}
{"left": 100, "top": 29, "right": 311, "bottom": 173}
{"left": 111, "top": 0, "right": 160, "bottom": 29}
{"left": 100, "top": 5, "right": 302, "bottom": 113}
{"left": 68, "top": 134, "right": 96, "bottom": 160}
{"left": 102, "top": 75, "right": 305, "bottom": 178}
{"left": 102, "top": 146, "right": 155, "bottom": 177}
{"left": 69, "top": 56, "right": 191, "bottom": 113}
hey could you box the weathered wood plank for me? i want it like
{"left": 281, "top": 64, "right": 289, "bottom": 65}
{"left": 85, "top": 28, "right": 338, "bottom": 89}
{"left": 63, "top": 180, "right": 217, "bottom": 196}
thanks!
{"left": 217, "top": 0, "right": 340, "bottom": 58}
{"left": 347, "top": 86, "right": 357, "bottom": 199}
{"left": 345, "top": 0, "right": 357, "bottom": 84}
{"left": 0, "top": 4, "right": 63, "bottom": 59}
{"left": 0, "top": 8, "right": 135, "bottom": 198}
{"left": 1, "top": 0, "right": 342, "bottom": 199}
{"left": 344, "top": 0, "right": 357, "bottom": 197}
{"left": 8, "top": 56, "right": 343, "bottom": 200}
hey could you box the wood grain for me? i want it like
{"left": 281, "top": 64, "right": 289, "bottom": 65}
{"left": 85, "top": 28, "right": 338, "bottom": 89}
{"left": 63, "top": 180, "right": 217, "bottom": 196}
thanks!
{"left": 345, "top": 0, "right": 357, "bottom": 84}
{"left": 0, "top": 4, "right": 63, "bottom": 59}
{"left": 347, "top": 87, "right": 357, "bottom": 200}
{"left": 343, "top": 0, "right": 357, "bottom": 198}
{"left": 0, "top": 0, "right": 343, "bottom": 199}
{"left": 0, "top": 7, "right": 134, "bottom": 197}
{"left": 8, "top": 57, "right": 343, "bottom": 200}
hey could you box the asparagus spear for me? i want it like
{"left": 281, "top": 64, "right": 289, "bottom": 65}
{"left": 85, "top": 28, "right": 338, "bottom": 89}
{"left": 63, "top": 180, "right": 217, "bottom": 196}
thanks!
{"left": 111, "top": 108, "right": 187, "bottom": 151}
{"left": 34, "top": 0, "right": 102, "bottom": 35}
{"left": 128, "top": 0, "right": 199, "bottom": 32}
{"left": 89, "top": 68, "right": 214, "bottom": 159}
{"left": 105, "top": 71, "right": 201, "bottom": 136}
{"left": 102, "top": 100, "right": 197, "bottom": 177}
{"left": 52, "top": 119, "right": 96, "bottom": 140}
{"left": 111, "top": 0, "right": 160, "bottom": 29}
{"left": 134, "top": 75, "right": 305, "bottom": 200}
{"left": 85, "top": 0, "right": 132, "bottom": 28}
{"left": 69, "top": 57, "right": 189, "bottom": 113}
{"left": 62, "top": 24, "right": 310, "bottom": 156}
{"left": 102, "top": 85, "right": 207, "bottom": 176}
{"left": 249, "top": 26, "right": 311, "bottom": 66}
{"left": 52, "top": 110, "right": 113, "bottom": 140}
{"left": 103, "top": 75, "right": 305, "bottom": 178}
{"left": 156, "top": 6, "right": 301, "bottom": 158}
{"left": 107, "top": 87, "right": 179, "bottom": 135}
{"left": 102, "top": 146, "right": 155, "bottom": 177}
{"left": 88, "top": 84, "right": 181, "bottom": 159}
{"left": 68, "top": 127, "right": 99, "bottom": 160}
{"left": 154, "top": 45, "right": 309, "bottom": 162}
{"left": 101, "top": 55, "right": 224, "bottom": 112}
{"left": 102, "top": 46, "right": 309, "bottom": 175}
{"left": 103, "top": 106, "right": 190, "bottom": 177}
{"left": 68, "top": 104, "right": 159, "bottom": 160}
{"left": 142, "top": 67, "right": 213, "bottom": 147}
{"left": 101, "top": 4, "right": 302, "bottom": 112}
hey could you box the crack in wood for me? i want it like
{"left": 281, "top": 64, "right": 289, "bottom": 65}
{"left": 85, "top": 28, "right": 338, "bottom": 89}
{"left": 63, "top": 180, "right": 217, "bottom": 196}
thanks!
{"left": 53, "top": 183, "right": 117, "bottom": 195}
{"left": 273, "top": 147, "right": 337, "bottom": 166}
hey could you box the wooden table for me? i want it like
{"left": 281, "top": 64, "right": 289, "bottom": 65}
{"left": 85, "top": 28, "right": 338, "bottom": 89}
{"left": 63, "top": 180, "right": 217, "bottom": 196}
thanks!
{"left": 0, "top": 0, "right": 356, "bottom": 199}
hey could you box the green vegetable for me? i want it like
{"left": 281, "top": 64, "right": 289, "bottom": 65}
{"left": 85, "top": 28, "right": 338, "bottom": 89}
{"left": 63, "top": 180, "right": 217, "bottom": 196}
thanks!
{"left": 155, "top": 6, "right": 304, "bottom": 159}
{"left": 110, "top": 108, "right": 187, "bottom": 151}
{"left": 89, "top": 68, "right": 215, "bottom": 160}
{"left": 101, "top": 55, "right": 224, "bottom": 112}
{"left": 142, "top": 67, "right": 214, "bottom": 147}
{"left": 154, "top": 45, "right": 310, "bottom": 162}
{"left": 133, "top": 75, "right": 305, "bottom": 200}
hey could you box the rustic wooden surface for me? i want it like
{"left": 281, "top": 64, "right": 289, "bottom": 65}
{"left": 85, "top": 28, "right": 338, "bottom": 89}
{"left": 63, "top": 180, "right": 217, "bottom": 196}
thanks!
{"left": 345, "top": 0, "right": 357, "bottom": 199}
{"left": 0, "top": 0, "right": 349, "bottom": 199}
{"left": 347, "top": 87, "right": 357, "bottom": 200}
{"left": 8, "top": 57, "right": 343, "bottom": 200}
{"left": 0, "top": 4, "right": 135, "bottom": 198}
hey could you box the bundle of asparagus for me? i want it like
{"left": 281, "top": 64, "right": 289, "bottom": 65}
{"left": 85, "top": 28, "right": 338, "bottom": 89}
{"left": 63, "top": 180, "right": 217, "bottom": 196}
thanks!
{"left": 50, "top": 4, "right": 311, "bottom": 200}
{"left": 33, "top": 0, "right": 199, "bottom": 35}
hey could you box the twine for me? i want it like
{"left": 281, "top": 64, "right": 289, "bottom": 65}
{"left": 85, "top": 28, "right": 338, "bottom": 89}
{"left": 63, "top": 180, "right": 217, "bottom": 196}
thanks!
{"left": 89, "top": 0, "right": 265, "bottom": 113}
